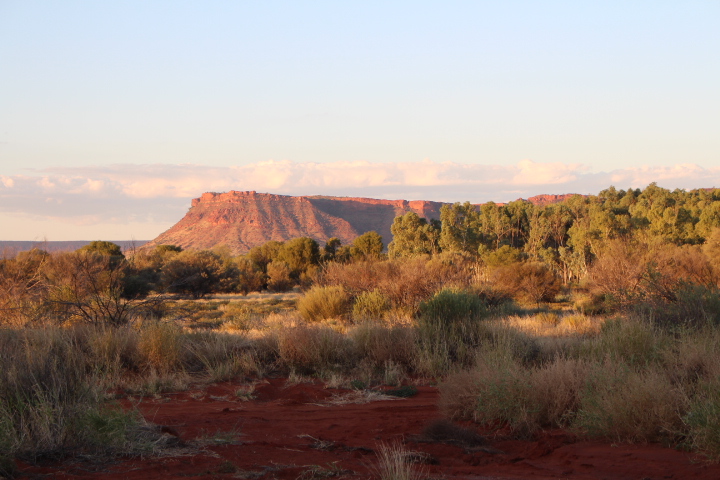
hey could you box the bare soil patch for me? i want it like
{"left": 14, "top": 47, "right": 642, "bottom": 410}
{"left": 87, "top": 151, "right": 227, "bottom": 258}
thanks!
{"left": 19, "top": 379, "right": 720, "bottom": 480}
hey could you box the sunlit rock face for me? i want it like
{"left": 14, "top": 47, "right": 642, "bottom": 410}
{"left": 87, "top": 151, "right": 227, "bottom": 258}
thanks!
{"left": 144, "top": 190, "right": 576, "bottom": 254}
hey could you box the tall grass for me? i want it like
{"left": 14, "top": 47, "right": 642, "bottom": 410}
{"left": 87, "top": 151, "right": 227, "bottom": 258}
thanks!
{"left": 0, "top": 327, "right": 152, "bottom": 463}
{"left": 438, "top": 315, "right": 720, "bottom": 458}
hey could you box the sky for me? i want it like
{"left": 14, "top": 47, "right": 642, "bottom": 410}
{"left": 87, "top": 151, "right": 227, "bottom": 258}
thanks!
{"left": 1, "top": 1, "right": 719, "bottom": 240}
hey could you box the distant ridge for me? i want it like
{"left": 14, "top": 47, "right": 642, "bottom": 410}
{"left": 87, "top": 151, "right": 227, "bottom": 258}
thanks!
{"left": 144, "top": 191, "right": 578, "bottom": 255}
{"left": 0, "top": 240, "right": 149, "bottom": 256}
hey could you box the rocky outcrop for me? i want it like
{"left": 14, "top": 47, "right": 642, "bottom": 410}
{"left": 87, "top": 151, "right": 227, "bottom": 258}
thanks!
{"left": 526, "top": 194, "right": 580, "bottom": 206}
{"left": 145, "top": 190, "right": 578, "bottom": 255}
{"left": 145, "top": 191, "right": 444, "bottom": 255}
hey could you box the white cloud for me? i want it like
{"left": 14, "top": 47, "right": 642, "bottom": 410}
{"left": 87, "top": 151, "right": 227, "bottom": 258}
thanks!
{"left": 1, "top": 160, "right": 719, "bottom": 240}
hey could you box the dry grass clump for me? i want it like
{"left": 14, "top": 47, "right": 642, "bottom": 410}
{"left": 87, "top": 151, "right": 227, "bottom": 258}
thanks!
{"left": 374, "top": 442, "right": 426, "bottom": 480}
{"left": 573, "top": 361, "right": 683, "bottom": 442}
{"left": 183, "top": 331, "right": 252, "bottom": 382}
{"left": 438, "top": 317, "right": 720, "bottom": 454}
{"left": 0, "top": 327, "right": 158, "bottom": 464}
{"left": 496, "top": 312, "right": 601, "bottom": 338}
{"left": 414, "top": 288, "right": 490, "bottom": 376}
{"left": 684, "top": 378, "right": 720, "bottom": 460}
{"left": 349, "top": 322, "right": 417, "bottom": 373}
{"left": 587, "top": 317, "right": 666, "bottom": 365}
{"left": 441, "top": 352, "right": 681, "bottom": 440}
{"left": 137, "top": 321, "right": 184, "bottom": 372}
{"left": 297, "top": 285, "right": 351, "bottom": 323}
{"left": 84, "top": 325, "right": 139, "bottom": 386}
{"left": 277, "top": 325, "right": 356, "bottom": 375}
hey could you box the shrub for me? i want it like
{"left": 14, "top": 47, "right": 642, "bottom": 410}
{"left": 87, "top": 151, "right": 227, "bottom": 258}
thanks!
{"left": 416, "top": 288, "right": 488, "bottom": 375}
{"left": 320, "top": 256, "right": 474, "bottom": 313}
{"left": 648, "top": 283, "right": 720, "bottom": 326}
{"left": 573, "top": 291, "right": 608, "bottom": 315}
{"left": 352, "top": 289, "right": 391, "bottom": 322}
{"left": 297, "top": 286, "right": 351, "bottom": 323}
{"left": 160, "top": 250, "right": 226, "bottom": 298}
{"left": 266, "top": 261, "right": 294, "bottom": 292}
{"left": 491, "top": 262, "right": 561, "bottom": 304}
{"left": 418, "top": 288, "right": 486, "bottom": 327}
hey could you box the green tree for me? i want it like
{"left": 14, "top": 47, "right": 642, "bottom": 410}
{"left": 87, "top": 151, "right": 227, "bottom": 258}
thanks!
{"left": 440, "top": 202, "right": 482, "bottom": 254}
{"left": 479, "top": 202, "right": 512, "bottom": 249}
{"left": 160, "top": 250, "right": 225, "bottom": 298}
{"left": 247, "top": 240, "right": 284, "bottom": 272}
{"left": 350, "top": 231, "right": 384, "bottom": 260}
{"left": 234, "top": 257, "right": 266, "bottom": 295}
{"left": 505, "top": 200, "right": 531, "bottom": 248}
{"left": 322, "top": 237, "right": 342, "bottom": 262}
{"left": 276, "top": 237, "right": 320, "bottom": 280}
{"left": 78, "top": 241, "right": 124, "bottom": 258}
{"left": 388, "top": 212, "right": 440, "bottom": 258}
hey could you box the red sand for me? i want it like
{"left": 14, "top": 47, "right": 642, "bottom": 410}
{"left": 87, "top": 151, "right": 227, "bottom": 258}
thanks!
{"left": 20, "top": 378, "right": 720, "bottom": 479}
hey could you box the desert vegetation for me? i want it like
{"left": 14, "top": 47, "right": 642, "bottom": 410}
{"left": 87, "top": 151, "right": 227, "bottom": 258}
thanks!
{"left": 2, "top": 184, "right": 720, "bottom": 475}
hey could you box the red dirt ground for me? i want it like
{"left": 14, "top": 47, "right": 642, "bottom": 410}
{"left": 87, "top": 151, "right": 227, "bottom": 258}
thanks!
{"left": 19, "top": 378, "right": 720, "bottom": 480}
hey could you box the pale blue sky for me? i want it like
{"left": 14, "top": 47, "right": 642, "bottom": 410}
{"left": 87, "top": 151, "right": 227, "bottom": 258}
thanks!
{"left": 1, "top": 1, "right": 719, "bottom": 240}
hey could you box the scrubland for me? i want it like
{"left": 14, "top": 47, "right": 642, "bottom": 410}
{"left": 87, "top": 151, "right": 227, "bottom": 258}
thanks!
{"left": 3, "top": 185, "right": 720, "bottom": 476}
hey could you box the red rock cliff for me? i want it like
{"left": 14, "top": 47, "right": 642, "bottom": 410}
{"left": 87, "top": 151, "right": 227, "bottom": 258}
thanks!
{"left": 145, "top": 191, "right": 444, "bottom": 255}
{"left": 145, "top": 191, "right": 577, "bottom": 255}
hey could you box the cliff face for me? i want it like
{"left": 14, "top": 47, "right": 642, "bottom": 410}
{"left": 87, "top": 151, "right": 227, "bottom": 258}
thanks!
{"left": 145, "top": 191, "right": 444, "bottom": 255}
{"left": 526, "top": 194, "right": 579, "bottom": 206}
{"left": 145, "top": 190, "right": 575, "bottom": 255}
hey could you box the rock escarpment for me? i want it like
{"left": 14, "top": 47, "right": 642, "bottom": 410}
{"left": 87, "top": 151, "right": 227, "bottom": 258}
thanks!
{"left": 145, "top": 190, "right": 579, "bottom": 255}
{"left": 145, "top": 191, "right": 445, "bottom": 255}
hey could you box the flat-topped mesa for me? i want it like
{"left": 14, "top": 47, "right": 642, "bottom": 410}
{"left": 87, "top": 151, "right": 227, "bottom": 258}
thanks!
{"left": 147, "top": 192, "right": 445, "bottom": 255}
{"left": 147, "top": 191, "right": 580, "bottom": 255}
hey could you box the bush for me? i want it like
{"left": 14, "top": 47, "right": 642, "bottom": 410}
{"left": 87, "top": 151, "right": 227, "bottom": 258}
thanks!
{"left": 320, "top": 256, "right": 475, "bottom": 313}
{"left": 297, "top": 286, "right": 351, "bottom": 323}
{"left": 160, "top": 250, "right": 226, "bottom": 298}
{"left": 418, "top": 288, "right": 486, "bottom": 327}
{"left": 266, "top": 261, "right": 294, "bottom": 292}
{"left": 352, "top": 289, "right": 391, "bottom": 322}
{"left": 645, "top": 283, "right": 720, "bottom": 326}
{"left": 415, "top": 288, "right": 489, "bottom": 375}
{"left": 491, "top": 262, "right": 561, "bottom": 304}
